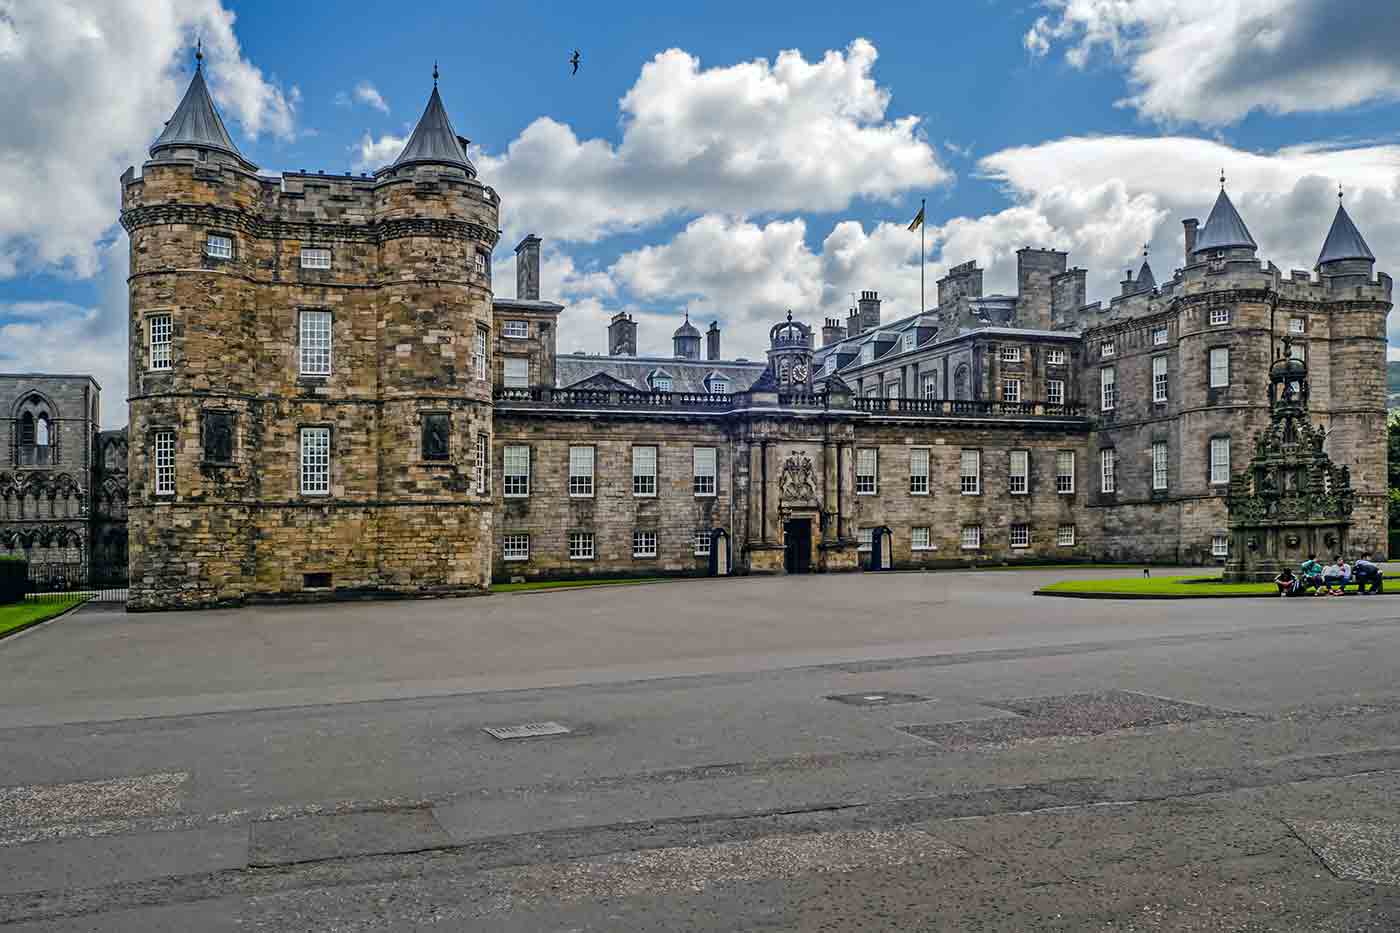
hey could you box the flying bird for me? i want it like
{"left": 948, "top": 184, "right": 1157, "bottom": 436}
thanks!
{"left": 570, "top": 50, "right": 581, "bottom": 75}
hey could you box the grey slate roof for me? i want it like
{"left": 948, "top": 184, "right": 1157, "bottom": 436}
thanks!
{"left": 1316, "top": 203, "right": 1375, "bottom": 266}
{"left": 1136, "top": 259, "right": 1156, "bottom": 290}
{"left": 556, "top": 355, "right": 766, "bottom": 393}
{"left": 150, "top": 65, "right": 255, "bottom": 169}
{"left": 673, "top": 316, "right": 701, "bottom": 339}
{"left": 1194, "top": 189, "right": 1257, "bottom": 253}
{"left": 389, "top": 87, "right": 476, "bottom": 175}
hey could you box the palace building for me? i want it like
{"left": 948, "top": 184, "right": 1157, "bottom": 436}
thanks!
{"left": 118, "top": 62, "right": 1391, "bottom": 609}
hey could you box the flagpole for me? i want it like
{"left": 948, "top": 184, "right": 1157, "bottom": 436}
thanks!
{"left": 919, "top": 198, "right": 926, "bottom": 312}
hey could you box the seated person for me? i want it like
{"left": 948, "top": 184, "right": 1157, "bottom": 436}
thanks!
{"left": 1299, "top": 555, "right": 1325, "bottom": 593}
{"left": 1323, "top": 557, "right": 1346, "bottom": 596}
{"left": 1273, "top": 567, "right": 1299, "bottom": 596}
{"left": 1353, "top": 553, "right": 1384, "bottom": 594}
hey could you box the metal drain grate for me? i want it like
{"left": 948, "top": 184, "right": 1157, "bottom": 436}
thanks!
{"left": 826, "top": 692, "right": 930, "bottom": 707}
{"left": 483, "top": 721, "right": 572, "bottom": 740}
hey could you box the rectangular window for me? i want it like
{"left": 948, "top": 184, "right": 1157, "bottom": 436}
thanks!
{"left": 1002, "top": 379, "right": 1021, "bottom": 403}
{"left": 857, "top": 527, "right": 873, "bottom": 552}
{"left": 856, "top": 448, "right": 878, "bottom": 495}
{"left": 632, "top": 446, "right": 657, "bottom": 497}
{"left": 824, "top": 355, "right": 837, "bottom": 375}
{"left": 568, "top": 445, "right": 595, "bottom": 497}
{"left": 1209, "top": 348, "right": 1229, "bottom": 388}
{"left": 1152, "top": 326, "right": 1168, "bottom": 346}
{"left": 694, "top": 529, "right": 712, "bottom": 556}
{"left": 1100, "top": 366, "right": 1116, "bottom": 411}
{"left": 1047, "top": 348, "right": 1066, "bottom": 365}
{"left": 911, "top": 527, "right": 932, "bottom": 551}
{"left": 154, "top": 430, "right": 176, "bottom": 495}
{"left": 568, "top": 532, "right": 595, "bottom": 560}
{"left": 503, "top": 320, "right": 529, "bottom": 339}
{"left": 693, "top": 447, "right": 717, "bottom": 497}
{"left": 299, "top": 310, "right": 333, "bottom": 376}
{"left": 1101, "top": 340, "right": 1115, "bottom": 358}
{"left": 300, "top": 247, "right": 331, "bottom": 270}
{"left": 300, "top": 427, "right": 331, "bottom": 496}
{"left": 1152, "top": 354, "right": 1168, "bottom": 403}
{"left": 1009, "top": 449, "right": 1029, "bottom": 495}
{"left": 1212, "top": 535, "right": 1229, "bottom": 558}
{"left": 921, "top": 374, "right": 938, "bottom": 399}
{"left": 652, "top": 375, "right": 673, "bottom": 392}
{"left": 1210, "top": 437, "right": 1230, "bottom": 485}
{"left": 1152, "top": 441, "right": 1168, "bottom": 490}
{"left": 860, "top": 344, "right": 874, "bottom": 364}
{"left": 1010, "top": 524, "right": 1030, "bottom": 548}
{"left": 503, "top": 445, "right": 530, "bottom": 497}
{"left": 475, "top": 433, "right": 489, "bottom": 493}
{"left": 421, "top": 412, "right": 451, "bottom": 462}
{"left": 633, "top": 530, "right": 658, "bottom": 558}
{"left": 1289, "top": 317, "right": 1306, "bottom": 334}
{"left": 504, "top": 356, "right": 529, "bottom": 388}
{"left": 502, "top": 533, "right": 530, "bottom": 561}
{"left": 1057, "top": 524, "right": 1076, "bottom": 547}
{"left": 1290, "top": 342, "right": 1306, "bottom": 363}
{"left": 885, "top": 381, "right": 899, "bottom": 399}
{"left": 205, "top": 233, "right": 232, "bottom": 259}
{"left": 903, "top": 332, "right": 916, "bottom": 352}
{"left": 149, "top": 314, "right": 172, "bottom": 371}
{"left": 708, "top": 377, "right": 729, "bottom": 394}
{"left": 1047, "top": 379, "right": 1064, "bottom": 406}
{"left": 475, "top": 328, "right": 488, "bottom": 381}
{"left": 1000, "top": 346, "right": 1021, "bottom": 363}
{"left": 1210, "top": 307, "right": 1230, "bottom": 326}
{"left": 1056, "top": 451, "right": 1075, "bottom": 494}
{"left": 1100, "top": 448, "right": 1116, "bottom": 493}
{"left": 960, "top": 449, "right": 981, "bottom": 495}
{"left": 475, "top": 252, "right": 488, "bottom": 276}
{"left": 909, "top": 448, "right": 929, "bottom": 495}
{"left": 961, "top": 525, "right": 981, "bottom": 550}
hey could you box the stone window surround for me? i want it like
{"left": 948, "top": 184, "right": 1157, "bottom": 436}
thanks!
{"left": 909, "top": 446, "right": 930, "bottom": 496}
{"left": 1152, "top": 354, "right": 1169, "bottom": 403}
{"left": 151, "top": 427, "right": 177, "bottom": 497}
{"left": 502, "top": 533, "right": 529, "bottom": 561}
{"left": 1152, "top": 439, "right": 1169, "bottom": 491}
{"left": 1209, "top": 306, "right": 1230, "bottom": 326}
{"left": 1100, "top": 447, "right": 1116, "bottom": 494}
{"left": 633, "top": 529, "right": 658, "bottom": 558}
{"left": 299, "top": 246, "right": 332, "bottom": 270}
{"left": 960, "top": 524, "right": 982, "bottom": 550}
{"left": 1208, "top": 434, "right": 1232, "bottom": 486}
{"left": 856, "top": 447, "right": 878, "bottom": 495}
{"left": 1100, "top": 366, "right": 1117, "bottom": 411}
{"left": 1047, "top": 378, "right": 1064, "bottom": 406}
{"left": 475, "top": 432, "right": 489, "bottom": 494}
{"left": 474, "top": 327, "right": 489, "bottom": 381}
{"left": 1152, "top": 326, "right": 1169, "bottom": 346}
{"left": 693, "top": 446, "right": 718, "bottom": 497}
{"left": 204, "top": 230, "right": 235, "bottom": 261}
{"left": 911, "top": 526, "right": 932, "bottom": 550}
{"left": 1046, "top": 348, "right": 1067, "bottom": 366}
{"left": 1003, "top": 378, "right": 1021, "bottom": 403}
{"left": 1057, "top": 524, "right": 1076, "bottom": 546}
{"left": 1010, "top": 523, "right": 1030, "bottom": 548}
{"left": 632, "top": 445, "right": 658, "bottom": 497}
{"left": 568, "top": 530, "right": 595, "bottom": 561}
{"left": 503, "top": 444, "right": 530, "bottom": 498}
{"left": 568, "top": 445, "right": 595, "bottom": 498}
{"left": 297, "top": 309, "right": 333, "bottom": 379}
{"left": 1212, "top": 534, "right": 1229, "bottom": 558}
{"left": 298, "top": 424, "right": 333, "bottom": 498}
{"left": 693, "top": 528, "right": 711, "bottom": 556}
{"left": 503, "top": 320, "right": 529, "bottom": 339}
{"left": 1009, "top": 449, "right": 1029, "bottom": 495}
{"left": 960, "top": 448, "right": 981, "bottom": 496}
{"left": 419, "top": 410, "right": 452, "bottom": 464}
{"left": 504, "top": 356, "right": 530, "bottom": 389}
{"left": 1056, "top": 450, "right": 1075, "bottom": 495}
{"left": 1208, "top": 345, "right": 1230, "bottom": 388}
{"left": 147, "top": 312, "right": 173, "bottom": 372}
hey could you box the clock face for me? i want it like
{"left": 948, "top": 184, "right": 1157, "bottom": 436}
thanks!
{"left": 792, "top": 362, "right": 809, "bottom": 382}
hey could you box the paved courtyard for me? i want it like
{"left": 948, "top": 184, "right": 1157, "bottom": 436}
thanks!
{"left": 3, "top": 567, "right": 1400, "bottom": 930}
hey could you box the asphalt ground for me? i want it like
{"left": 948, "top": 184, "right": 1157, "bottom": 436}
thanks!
{"left": 2, "top": 566, "right": 1399, "bottom": 930}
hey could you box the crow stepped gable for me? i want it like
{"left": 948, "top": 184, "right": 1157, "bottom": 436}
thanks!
{"left": 121, "top": 61, "right": 1391, "bottom": 609}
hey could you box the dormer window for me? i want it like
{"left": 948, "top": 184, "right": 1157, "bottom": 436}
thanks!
{"left": 705, "top": 374, "right": 729, "bottom": 394}
{"left": 649, "top": 370, "right": 673, "bottom": 392}
{"left": 824, "top": 355, "right": 837, "bottom": 375}
{"left": 903, "top": 332, "right": 916, "bottom": 353}
{"left": 860, "top": 344, "right": 874, "bottom": 364}
{"left": 205, "top": 234, "right": 233, "bottom": 260}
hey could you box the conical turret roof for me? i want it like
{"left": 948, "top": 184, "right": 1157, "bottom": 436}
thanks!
{"left": 1194, "top": 188, "right": 1256, "bottom": 253}
{"left": 1316, "top": 202, "right": 1375, "bottom": 267}
{"left": 150, "top": 58, "right": 256, "bottom": 170}
{"left": 389, "top": 84, "right": 476, "bottom": 175}
{"left": 1136, "top": 259, "right": 1156, "bottom": 290}
{"left": 674, "top": 314, "right": 701, "bottom": 339}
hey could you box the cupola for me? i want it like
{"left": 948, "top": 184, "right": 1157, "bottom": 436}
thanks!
{"left": 149, "top": 44, "right": 257, "bottom": 171}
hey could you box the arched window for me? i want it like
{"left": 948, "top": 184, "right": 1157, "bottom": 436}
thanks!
{"left": 35, "top": 415, "right": 50, "bottom": 447}
{"left": 953, "top": 365, "right": 969, "bottom": 400}
{"left": 779, "top": 359, "right": 791, "bottom": 383}
{"left": 19, "top": 412, "right": 34, "bottom": 446}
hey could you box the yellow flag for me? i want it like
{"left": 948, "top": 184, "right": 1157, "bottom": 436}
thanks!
{"left": 907, "top": 204, "right": 925, "bottom": 232}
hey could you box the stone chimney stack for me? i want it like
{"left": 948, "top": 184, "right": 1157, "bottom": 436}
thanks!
{"left": 706, "top": 321, "right": 721, "bottom": 360}
{"left": 515, "top": 234, "right": 542, "bottom": 300}
{"left": 846, "top": 307, "right": 862, "bottom": 339}
{"left": 1182, "top": 219, "right": 1199, "bottom": 266}
{"left": 822, "top": 317, "right": 847, "bottom": 347}
{"left": 857, "top": 291, "right": 882, "bottom": 332}
{"left": 608, "top": 311, "right": 637, "bottom": 357}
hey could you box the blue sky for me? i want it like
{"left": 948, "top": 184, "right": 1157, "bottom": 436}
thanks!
{"left": 4, "top": 0, "right": 1400, "bottom": 425}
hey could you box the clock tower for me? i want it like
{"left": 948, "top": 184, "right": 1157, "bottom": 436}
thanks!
{"left": 767, "top": 311, "right": 815, "bottom": 391}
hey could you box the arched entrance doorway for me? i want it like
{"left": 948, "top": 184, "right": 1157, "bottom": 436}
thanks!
{"left": 709, "top": 529, "right": 730, "bottom": 576}
{"left": 869, "top": 526, "right": 894, "bottom": 570}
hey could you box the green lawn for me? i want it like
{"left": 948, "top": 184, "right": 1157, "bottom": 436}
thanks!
{"left": 0, "top": 596, "right": 88, "bottom": 638}
{"left": 492, "top": 577, "right": 671, "bottom": 594}
{"left": 1037, "top": 575, "right": 1283, "bottom": 598}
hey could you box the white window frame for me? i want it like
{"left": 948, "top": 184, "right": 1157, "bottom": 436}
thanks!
{"left": 960, "top": 449, "right": 981, "bottom": 495}
{"left": 475, "top": 328, "right": 488, "bottom": 381}
{"left": 633, "top": 529, "right": 658, "bottom": 558}
{"left": 693, "top": 529, "right": 712, "bottom": 556}
{"left": 857, "top": 527, "right": 873, "bottom": 552}
{"left": 708, "top": 377, "right": 729, "bottom": 395}
{"left": 1056, "top": 451, "right": 1075, "bottom": 494}
{"left": 1152, "top": 326, "right": 1168, "bottom": 346}
{"left": 960, "top": 525, "right": 981, "bottom": 551}
{"left": 502, "top": 533, "right": 530, "bottom": 562}
{"left": 300, "top": 247, "right": 331, "bottom": 270}
{"left": 885, "top": 381, "right": 900, "bottom": 399}
{"left": 300, "top": 427, "right": 331, "bottom": 496}
{"left": 1100, "top": 448, "right": 1116, "bottom": 493}
{"left": 205, "top": 233, "right": 233, "bottom": 260}
{"left": 1101, "top": 340, "right": 1115, "bottom": 358}
{"left": 911, "top": 527, "right": 932, "bottom": 551}
{"left": 909, "top": 447, "right": 930, "bottom": 495}
{"left": 1057, "top": 524, "right": 1076, "bottom": 547}
{"left": 1002, "top": 378, "right": 1021, "bottom": 403}
{"left": 652, "top": 375, "right": 673, "bottom": 392}
{"left": 1010, "top": 524, "right": 1030, "bottom": 548}
{"left": 856, "top": 448, "right": 878, "bottom": 495}
{"left": 503, "top": 445, "right": 530, "bottom": 498}
{"left": 475, "top": 433, "right": 489, "bottom": 494}
{"left": 1047, "top": 348, "right": 1066, "bottom": 365}
{"left": 1209, "top": 348, "right": 1230, "bottom": 388}
{"left": 1210, "top": 437, "right": 1231, "bottom": 485}
{"left": 149, "top": 314, "right": 172, "bottom": 371}
{"left": 299, "top": 310, "right": 333, "bottom": 376}
{"left": 1152, "top": 354, "right": 1168, "bottom": 403}
{"left": 1212, "top": 534, "right": 1229, "bottom": 558}
{"left": 693, "top": 447, "right": 717, "bottom": 497}
{"left": 154, "top": 430, "right": 176, "bottom": 495}
{"left": 1000, "top": 346, "right": 1021, "bottom": 363}
{"left": 504, "top": 356, "right": 529, "bottom": 389}
{"left": 1100, "top": 366, "right": 1116, "bottom": 411}
{"left": 1009, "top": 449, "right": 1029, "bottom": 495}
{"left": 1289, "top": 317, "right": 1306, "bottom": 334}
{"left": 860, "top": 344, "right": 874, "bottom": 364}
{"left": 503, "top": 320, "right": 529, "bottom": 339}
{"left": 921, "top": 374, "right": 938, "bottom": 399}
{"left": 632, "top": 446, "right": 657, "bottom": 497}
{"left": 1047, "top": 379, "right": 1064, "bottom": 406}
{"left": 1210, "top": 307, "right": 1230, "bottom": 326}
{"left": 568, "top": 531, "right": 595, "bottom": 560}
{"left": 1152, "top": 441, "right": 1168, "bottom": 491}
{"left": 903, "top": 332, "right": 916, "bottom": 353}
{"left": 568, "top": 445, "right": 595, "bottom": 498}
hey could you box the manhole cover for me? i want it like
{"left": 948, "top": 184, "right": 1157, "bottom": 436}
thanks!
{"left": 483, "top": 721, "right": 572, "bottom": 740}
{"left": 826, "top": 692, "right": 929, "bottom": 707}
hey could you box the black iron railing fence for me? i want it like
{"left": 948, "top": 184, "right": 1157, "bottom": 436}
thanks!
{"left": 23, "top": 562, "right": 127, "bottom": 604}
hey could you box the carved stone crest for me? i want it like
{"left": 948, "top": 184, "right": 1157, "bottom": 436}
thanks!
{"left": 778, "top": 450, "right": 818, "bottom": 505}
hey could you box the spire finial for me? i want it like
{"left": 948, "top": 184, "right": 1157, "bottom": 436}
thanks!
{"left": 1220, "top": 168, "right": 1226, "bottom": 189}
{"left": 786, "top": 309, "right": 794, "bottom": 323}
{"left": 433, "top": 61, "right": 439, "bottom": 86}
{"left": 195, "top": 38, "right": 203, "bottom": 71}
{"left": 1339, "top": 181, "right": 1344, "bottom": 203}
{"left": 1143, "top": 243, "right": 1150, "bottom": 258}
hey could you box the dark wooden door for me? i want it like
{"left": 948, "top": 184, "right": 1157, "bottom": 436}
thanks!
{"left": 784, "top": 519, "right": 812, "bottom": 573}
